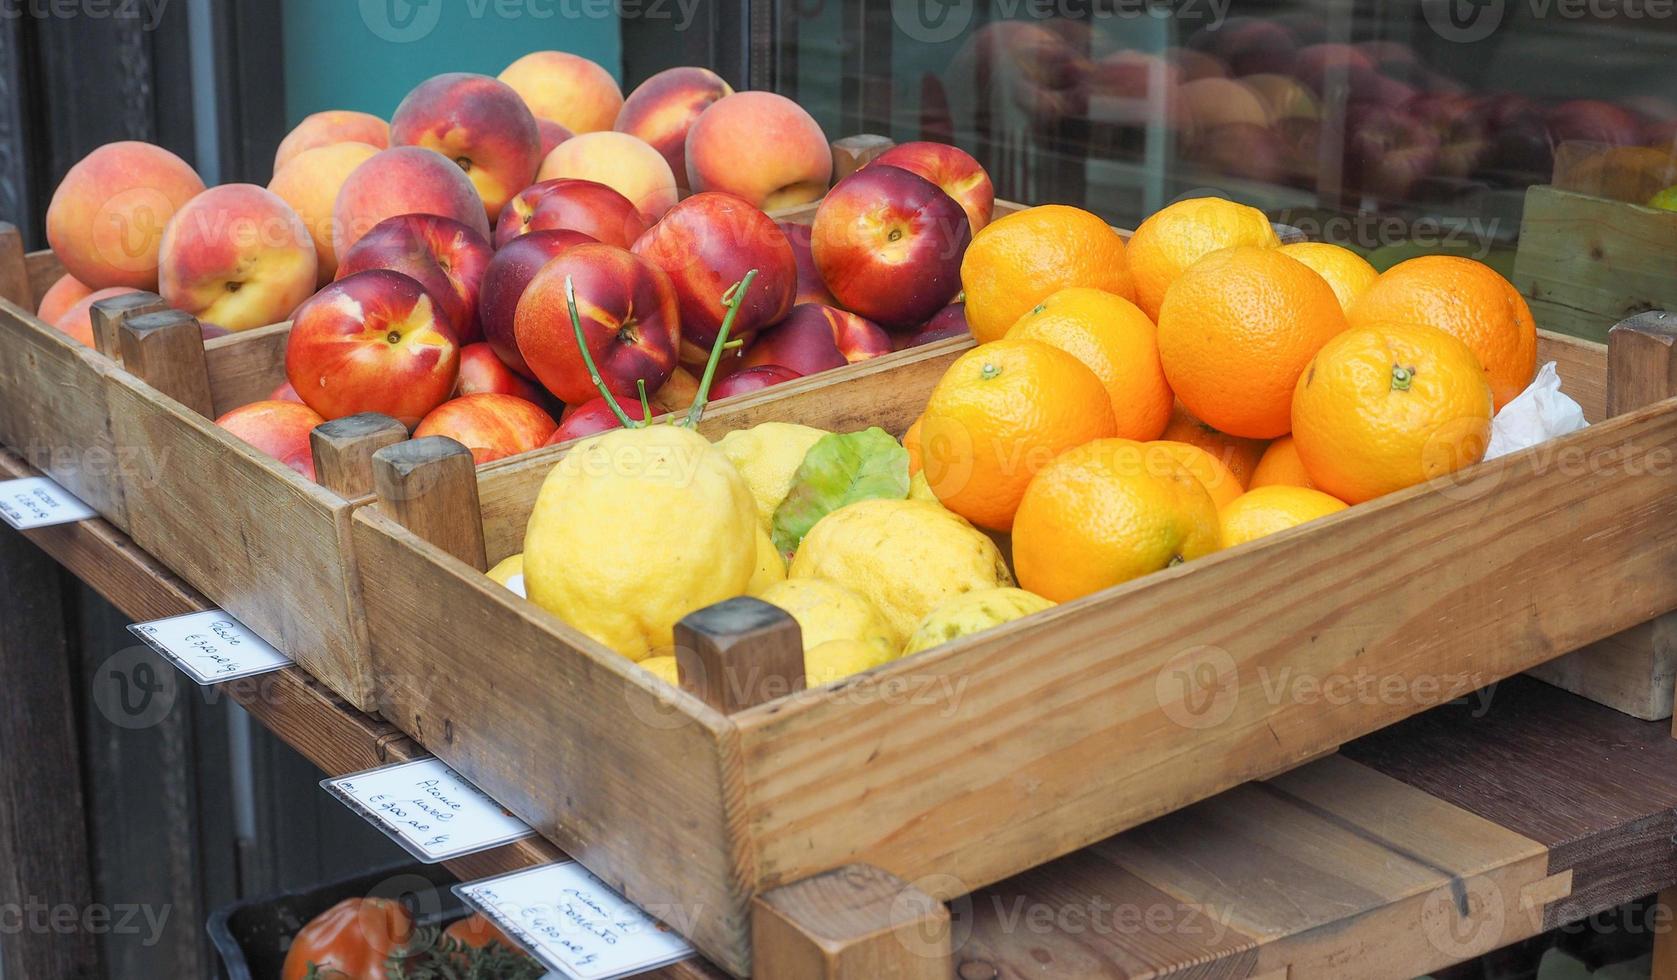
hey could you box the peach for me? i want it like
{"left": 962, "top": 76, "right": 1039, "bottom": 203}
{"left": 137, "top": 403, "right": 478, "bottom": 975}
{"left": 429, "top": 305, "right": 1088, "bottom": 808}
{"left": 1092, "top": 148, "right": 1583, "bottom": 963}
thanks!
{"left": 336, "top": 213, "right": 492, "bottom": 343}
{"left": 391, "top": 72, "right": 543, "bottom": 221}
{"left": 493, "top": 178, "right": 645, "bottom": 249}
{"left": 330, "top": 146, "right": 491, "bottom": 260}
{"left": 537, "top": 119, "right": 573, "bottom": 158}
{"left": 267, "top": 140, "right": 381, "bottom": 285}
{"left": 811, "top": 165, "right": 970, "bottom": 328}
{"left": 499, "top": 51, "right": 624, "bottom": 134}
{"left": 52, "top": 286, "right": 140, "bottom": 347}
{"left": 45, "top": 141, "right": 206, "bottom": 290}
{"left": 743, "top": 303, "right": 891, "bottom": 376}
{"left": 414, "top": 393, "right": 556, "bottom": 464}
{"left": 36, "top": 273, "right": 92, "bottom": 325}
{"left": 685, "top": 92, "right": 831, "bottom": 210}
{"left": 615, "top": 67, "right": 733, "bottom": 191}
{"left": 457, "top": 342, "right": 550, "bottom": 404}
{"left": 537, "top": 131, "right": 677, "bottom": 223}
{"left": 777, "top": 221, "right": 837, "bottom": 307}
{"left": 158, "top": 184, "right": 318, "bottom": 332}
{"left": 479, "top": 228, "right": 596, "bottom": 375}
{"left": 866, "top": 142, "right": 995, "bottom": 234}
{"left": 274, "top": 111, "right": 389, "bottom": 171}
{"left": 216, "top": 400, "right": 325, "bottom": 480}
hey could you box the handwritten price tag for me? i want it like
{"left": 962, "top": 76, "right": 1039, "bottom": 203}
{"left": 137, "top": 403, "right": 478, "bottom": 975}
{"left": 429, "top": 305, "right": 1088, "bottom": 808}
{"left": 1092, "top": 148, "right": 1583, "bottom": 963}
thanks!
{"left": 456, "top": 863, "right": 694, "bottom": 979}
{"left": 128, "top": 610, "right": 291, "bottom": 684}
{"left": 0, "top": 477, "right": 96, "bottom": 530}
{"left": 323, "top": 757, "right": 534, "bottom": 863}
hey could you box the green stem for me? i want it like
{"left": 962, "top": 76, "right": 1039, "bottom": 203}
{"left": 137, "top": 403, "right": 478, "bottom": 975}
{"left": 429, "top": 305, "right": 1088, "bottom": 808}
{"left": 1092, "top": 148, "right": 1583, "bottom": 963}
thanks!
{"left": 683, "top": 269, "right": 758, "bottom": 428}
{"left": 567, "top": 275, "right": 640, "bottom": 429}
{"left": 636, "top": 377, "right": 652, "bottom": 422}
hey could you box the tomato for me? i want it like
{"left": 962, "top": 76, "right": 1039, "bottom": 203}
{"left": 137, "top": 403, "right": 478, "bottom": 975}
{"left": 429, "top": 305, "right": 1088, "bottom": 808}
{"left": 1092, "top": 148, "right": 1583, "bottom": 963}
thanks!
{"left": 282, "top": 897, "right": 414, "bottom": 980}
{"left": 442, "top": 913, "right": 523, "bottom": 954}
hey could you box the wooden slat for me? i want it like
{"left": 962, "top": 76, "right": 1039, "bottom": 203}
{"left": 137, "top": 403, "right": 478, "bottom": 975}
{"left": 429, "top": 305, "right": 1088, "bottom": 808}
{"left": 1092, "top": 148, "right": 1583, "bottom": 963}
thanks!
{"left": 752, "top": 864, "right": 950, "bottom": 979}
{"left": 1513, "top": 185, "right": 1677, "bottom": 343}
{"left": 119, "top": 310, "right": 215, "bottom": 418}
{"left": 676, "top": 598, "right": 806, "bottom": 714}
{"left": 372, "top": 437, "right": 487, "bottom": 572}
{"left": 1535, "top": 329, "right": 1608, "bottom": 423}
{"left": 1654, "top": 887, "right": 1677, "bottom": 980}
{"left": 24, "top": 249, "right": 65, "bottom": 309}
{"left": 203, "top": 320, "right": 292, "bottom": 417}
{"left": 88, "top": 291, "right": 168, "bottom": 361}
{"left": 0, "top": 222, "right": 28, "bottom": 308}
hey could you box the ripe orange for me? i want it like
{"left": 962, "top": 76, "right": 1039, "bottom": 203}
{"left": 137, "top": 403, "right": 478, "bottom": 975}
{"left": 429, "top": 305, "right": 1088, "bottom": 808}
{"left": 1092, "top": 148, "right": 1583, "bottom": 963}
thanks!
{"left": 920, "top": 339, "right": 1117, "bottom": 532}
{"left": 960, "top": 205, "right": 1135, "bottom": 343}
{"left": 1145, "top": 440, "right": 1243, "bottom": 508}
{"left": 1126, "top": 197, "right": 1280, "bottom": 319}
{"left": 1013, "top": 438, "right": 1221, "bottom": 601}
{"left": 1160, "top": 402, "right": 1267, "bottom": 488}
{"left": 1004, "top": 287, "right": 1173, "bottom": 441}
{"left": 1219, "top": 485, "right": 1348, "bottom": 547}
{"left": 1157, "top": 245, "right": 1347, "bottom": 439}
{"left": 1249, "top": 435, "right": 1316, "bottom": 490}
{"left": 1346, "top": 255, "right": 1536, "bottom": 409}
{"left": 903, "top": 417, "right": 923, "bottom": 475}
{"left": 1292, "top": 322, "right": 1494, "bottom": 504}
{"left": 1277, "top": 242, "right": 1378, "bottom": 312}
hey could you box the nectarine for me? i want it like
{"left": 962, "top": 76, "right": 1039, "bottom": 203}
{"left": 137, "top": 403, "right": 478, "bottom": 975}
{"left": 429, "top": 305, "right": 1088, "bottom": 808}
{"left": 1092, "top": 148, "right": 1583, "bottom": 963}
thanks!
{"left": 414, "top": 393, "right": 556, "bottom": 464}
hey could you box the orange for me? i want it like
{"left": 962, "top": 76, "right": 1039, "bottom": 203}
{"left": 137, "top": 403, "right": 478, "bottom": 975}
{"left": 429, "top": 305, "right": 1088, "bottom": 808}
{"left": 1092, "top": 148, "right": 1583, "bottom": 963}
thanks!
{"left": 1292, "top": 322, "right": 1494, "bottom": 504}
{"left": 903, "top": 417, "right": 924, "bottom": 475}
{"left": 1157, "top": 245, "right": 1346, "bottom": 439}
{"left": 1145, "top": 440, "right": 1243, "bottom": 508}
{"left": 1013, "top": 438, "right": 1221, "bottom": 601}
{"left": 1219, "top": 485, "right": 1348, "bottom": 547}
{"left": 960, "top": 205, "right": 1135, "bottom": 343}
{"left": 1346, "top": 255, "right": 1536, "bottom": 409}
{"left": 1004, "top": 287, "right": 1173, "bottom": 441}
{"left": 1159, "top": 402, "right": 1267, "bottom": 488}
{"left": 1277, "top": 242, "right": 1378, "bottom": 312}
{"left": 1249, "top": 436, "right": 1316, "bottom": 490}
{"left": 1126, "top": 196, "right": 1281, "bottom": 319}
{"left": 920, "top": 339, "right": 1117, "bottom": 532}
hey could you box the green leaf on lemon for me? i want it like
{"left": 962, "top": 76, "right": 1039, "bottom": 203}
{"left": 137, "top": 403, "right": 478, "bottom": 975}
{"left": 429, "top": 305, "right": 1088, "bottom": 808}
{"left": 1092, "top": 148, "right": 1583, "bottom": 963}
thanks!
{"left": 772, "top": 428, "right": 910, "bottom": 557}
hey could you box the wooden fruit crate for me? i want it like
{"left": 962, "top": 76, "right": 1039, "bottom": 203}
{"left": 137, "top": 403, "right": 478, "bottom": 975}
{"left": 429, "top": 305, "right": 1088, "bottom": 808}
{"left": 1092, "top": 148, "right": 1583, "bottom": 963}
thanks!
{"left": 346, "top": 307, "right": 1677, "bottom": 974}
{"left": 1513, "top": 184, "right": 1677, "bottom": 342}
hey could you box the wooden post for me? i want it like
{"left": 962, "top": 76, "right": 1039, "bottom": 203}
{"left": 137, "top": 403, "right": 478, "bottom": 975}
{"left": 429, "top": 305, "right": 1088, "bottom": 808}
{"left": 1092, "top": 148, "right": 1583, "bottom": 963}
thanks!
{"left": 118, "top": 310, "right": 214, "bottom": 419}
{"left": 831, "top": 135, "right": 895, "bottom": 182}
{"left": 370, "top": 436, "right": 488, "bottom": 571}
{"left": 674, "top": 596, "right": 805, "bottom": 713}
{"left": 310, "top": 414, "right": 408, "bottom": 498}
{"left": 1654, "top": 886, "right": 1677, "bottom": 980}
{"left": 1606, "top": 311, "right": 1677, "bottom": 416}
{"left": 753, "top": 864, "right": 951, "bottom": 980}
{"left": 88, "top": 291, "right": 168, "bottom": 360}
{"left": 0, "top": 221, "right": 27, "bottom": 309}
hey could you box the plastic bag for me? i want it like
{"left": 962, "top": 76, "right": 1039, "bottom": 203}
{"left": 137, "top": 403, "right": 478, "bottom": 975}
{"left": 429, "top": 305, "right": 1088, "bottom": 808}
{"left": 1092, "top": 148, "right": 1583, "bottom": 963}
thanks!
{"left": 1485, "top": 362, "right": 1588, "bottom": 459}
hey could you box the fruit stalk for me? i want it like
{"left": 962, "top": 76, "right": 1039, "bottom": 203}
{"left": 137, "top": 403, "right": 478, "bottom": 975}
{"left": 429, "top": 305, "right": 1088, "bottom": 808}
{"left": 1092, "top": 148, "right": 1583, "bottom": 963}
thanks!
{"left": 687, "top": 269, "right": 759, "bottom": 427}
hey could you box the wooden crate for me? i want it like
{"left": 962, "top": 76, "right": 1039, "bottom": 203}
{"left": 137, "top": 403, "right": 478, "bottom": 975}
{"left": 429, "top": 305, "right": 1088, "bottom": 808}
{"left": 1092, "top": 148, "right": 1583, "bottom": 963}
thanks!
{"left": 347, "top": 312, "right": 1677, "bottom": 975}
{"left": 1513, "top": 184, "right": 1677, "bottom": 342}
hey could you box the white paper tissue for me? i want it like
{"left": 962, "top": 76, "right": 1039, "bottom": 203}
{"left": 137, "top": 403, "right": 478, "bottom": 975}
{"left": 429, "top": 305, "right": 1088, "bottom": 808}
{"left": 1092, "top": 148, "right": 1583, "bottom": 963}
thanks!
{"left": 1485, "top": 361, "right": 1588, "bottom": 459}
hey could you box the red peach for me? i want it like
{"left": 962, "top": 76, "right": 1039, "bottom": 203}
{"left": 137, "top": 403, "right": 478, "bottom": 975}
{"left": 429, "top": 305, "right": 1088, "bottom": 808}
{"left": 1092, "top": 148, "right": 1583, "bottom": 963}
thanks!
{"left": 216, "top": 400, "right": 325, "bottom": 480}
{"left": 413, "top": 392, "right": 556, "bottom": 464}
{"left": 710, "top": 364, "right": 802, "bottom": 400}
{"left": 479, "top": 228, "right": 596, "bottom": 376}
{"left": 45, "top": 141, "right": 206, "bottom": 290}
{"left": 547, "top": 392, "right": 651, "bottom": 445}
{"left": 285, "top": 269, "right": 460, "bottom": 425}
{"left": 499, "top": 51, "right": 624, "bottom": 134}
{"left": 492, "top": 178, "right": 645, "bottom": 249}
{"left": 330, "top": 146, "right": 492, "bottom": 259}
{"left": 274, "top": 111, "right": 389, "bottom": 171}
{"left": 685, "top": 92, "right": 832, "bottom": 210}
{"left": 743, "top": 303, "right": 891, "bottom": 376}
{"left": 36, "top": 273, "right": 92, "bottom": 325}
{"left": 52, "top": 286, "right": 140, "bottom": 347}
{"left": 158, "top": 184, "right": 318, "bottom": 332}
{"left": 514, "top": 243, "right": 681, "bottom": 405}
{"left": 537, "top": 119, "right": 573, "bottom": 158}
{"left": 630, "top": 192, "right": 797, "bottom": 360}
{"left": 336, "top": 213, "right": 493, "bottom": 343}
{"left": 391, "top": 72, "right": 544, "bottom": 221}
{"left": 267, "top": 140, "right": 381, "bottom": 285}
{"left": 615, "top": 67, "right": 734, "bottom": 192}
{"left": 537, "top": 131, "right": 677, "bottom": 223}
{"left": 777, "top": 220, "right": 837, "bottom": 306}
{"left": 457, "top": 342, "right": 549, "bottom": 405}
{"left": 866, "top": 142, "right": 995, "bottom": 234}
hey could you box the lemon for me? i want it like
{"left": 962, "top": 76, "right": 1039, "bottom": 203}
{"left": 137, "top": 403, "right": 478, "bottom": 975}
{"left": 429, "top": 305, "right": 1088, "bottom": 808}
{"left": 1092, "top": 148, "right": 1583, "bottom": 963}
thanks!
{"left": 640, "top": 656, "right": 680, "bottom": 686}
{"left": 806, "top": 638, "right": 896, "bottom": 685}
{"left": 789, "top": 499, "right": 1014, "bottom": 640}
{"left": 747, "top": 524, "right": 786, "bottom": 596}
{"left": 524, "top": 425, "right": 757, "bottom": 661}
{"left": 908, "top": 470, "right": 939, "bottom": 503}
{"left": 716, "top": 422, "right": 830, "bottom": 530}
{"left": 486, "top": 553, "right": 525, "bottom": 595}
{"left": 756, "top": 578, "right": 899, "bottom": 657}
{"left": 903, "top": 587, "right": 1055, "bottom": 656}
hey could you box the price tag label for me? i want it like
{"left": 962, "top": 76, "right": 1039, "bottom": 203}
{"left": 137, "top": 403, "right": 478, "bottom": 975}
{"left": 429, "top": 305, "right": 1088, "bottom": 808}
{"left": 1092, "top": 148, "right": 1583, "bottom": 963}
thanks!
{"left": 0, "top": 477, "right": 96, "bottom": 529}
{"left": 323, "top": 757, "right": 535, "bottom": 863}
{"left": 128, "top": 610, "right": 291, "bottom": 684}
{"left": 456, "top": 863, "right": 694, "bottom": 980}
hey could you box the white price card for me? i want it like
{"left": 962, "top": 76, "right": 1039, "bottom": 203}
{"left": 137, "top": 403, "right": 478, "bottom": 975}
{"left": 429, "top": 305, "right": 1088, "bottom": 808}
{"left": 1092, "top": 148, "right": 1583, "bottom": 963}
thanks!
{"left": 322, "top": 757, "right": 535, "bottom": 863}
{"left": 455, "top": 863, "right": 694, "bottom": 980}
{"left": 0, "top": 476, "right": 96, "bottom": 530}
{"left": 128, "top": 610, "right": 291, "bottom": 684}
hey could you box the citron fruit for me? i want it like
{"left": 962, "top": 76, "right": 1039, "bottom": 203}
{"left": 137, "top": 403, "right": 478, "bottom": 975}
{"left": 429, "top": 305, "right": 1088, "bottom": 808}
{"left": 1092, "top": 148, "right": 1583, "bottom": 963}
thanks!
{"left": 1160, "top": 402, "right": 1266, "bottom": 488}
{"left": 524, "top": 425, "right": 758, "bottom": 661}
{"left": 486, "top": 553, "right": 524, "bottom": 593}
{"left": 1126, "top": 197, "right": 1280, "bottom": 319}
{"left": 1250, "top": 435, "right": 1316, "bottom": 490}
{"left": 960, "top": 204, "right": 1134, "bottom": 343}
{"left": 902, "top": 587, "right": 1055, "bottom": 656}
{"left": 747, "top": 525, "right": 786, "bottom": 596}
{"left": 920, "top": 339, "right": 1117, "bottom": 531}
{"left": 789, "top": 498, "right": 1013, "bottom": 641}
{"left": 1013, "top": 438, "right": 1221, "bottom": 602}
{"left": 805, "top": 639, "right": 896, "bottom": 686}
{"left": 756, "top": 577, "right": 899, "bottom": 659}
{"left": 1292, "top": 322, "right": 1493, "bottom": 504}
{"left": 1277, "top": 242, "right": 1377, "bottom": 312}
{"left": 1157, "top": 245, "right": 1346, "bottom": 439}
{"left": 1347, "top": 255, "right": 1536, "bottom": 408}
{"left": 640, "top": 656, "right": 680, "bottom": 686}
{"left": 716, "top": 422, "right": 830, "bottom": 530}
{"left": 1005, "top": 287, "right": 1173, "bottom": 441}
{"left": 908, "top": 470, "right": 938, "bottom": 502}
{"left": 1145, "top": 440, "right": 1244, "bottom": 508}
{"left": 1219, "top": 485, "right": 1347, "bottom": 547}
